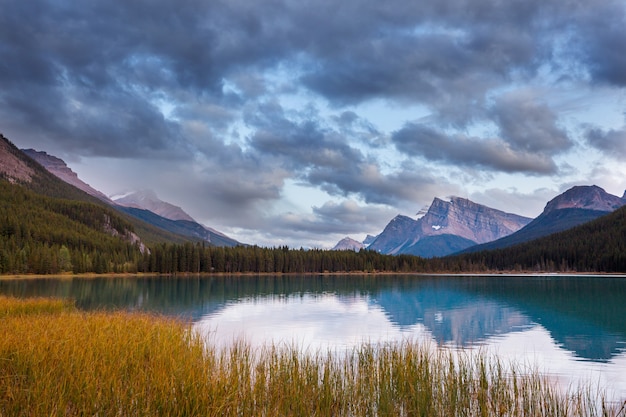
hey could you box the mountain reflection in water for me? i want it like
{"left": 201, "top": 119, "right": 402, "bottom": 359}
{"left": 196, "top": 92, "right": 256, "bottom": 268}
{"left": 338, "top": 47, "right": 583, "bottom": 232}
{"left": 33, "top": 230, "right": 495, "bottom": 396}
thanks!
{"left": 1, "top": 274, "right": 625, "bottom": 363}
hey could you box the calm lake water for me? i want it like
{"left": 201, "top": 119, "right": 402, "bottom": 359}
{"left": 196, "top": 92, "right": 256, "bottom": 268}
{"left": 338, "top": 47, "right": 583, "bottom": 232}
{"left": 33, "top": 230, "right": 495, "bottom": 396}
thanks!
{"left": 2, "top": 274, "right": 626, "bottom": 399}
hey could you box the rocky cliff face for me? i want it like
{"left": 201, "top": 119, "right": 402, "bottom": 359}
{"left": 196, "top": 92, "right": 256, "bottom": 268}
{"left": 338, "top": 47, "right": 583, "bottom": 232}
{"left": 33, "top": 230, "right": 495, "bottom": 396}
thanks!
{"left": 543, "top": 185, "right": 624, "bottom": 214}
{"left": 462, "top": 185, "right": 626, "bottom": 253}
{"left": 113, "top": 190, "right": 195, "bottom": 222}
{"left": 419, "top": 197, "right": 532, "bottom": 244}
{"left": 0, "top": 135, "right": 35, "bottom": 183}
{"left": 22, "top": 149, "right": 113, "bottom": 203}
{"left": 368, "top": 215, "right": 422, "bottom": 255}
{"left": 369, "top": 197, "right": 531, "bottom": 257}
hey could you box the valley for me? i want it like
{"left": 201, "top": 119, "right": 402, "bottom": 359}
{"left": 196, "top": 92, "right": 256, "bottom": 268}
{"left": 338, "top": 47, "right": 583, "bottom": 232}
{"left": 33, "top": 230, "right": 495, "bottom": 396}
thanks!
{"left": 2, "top": 132, "right": 626, "bottom": 275}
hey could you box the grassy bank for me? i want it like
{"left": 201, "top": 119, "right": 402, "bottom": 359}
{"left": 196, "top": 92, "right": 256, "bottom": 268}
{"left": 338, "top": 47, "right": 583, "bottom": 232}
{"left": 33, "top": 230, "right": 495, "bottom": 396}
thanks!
{"left": 1, "top": 296, "right": 624, "bottom": 416}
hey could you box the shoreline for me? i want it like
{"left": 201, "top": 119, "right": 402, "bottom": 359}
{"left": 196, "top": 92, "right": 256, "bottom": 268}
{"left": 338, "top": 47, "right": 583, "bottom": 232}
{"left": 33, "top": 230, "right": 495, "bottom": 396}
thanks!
{"left": 2, "top": 270, "right": 626, "bottom": 280}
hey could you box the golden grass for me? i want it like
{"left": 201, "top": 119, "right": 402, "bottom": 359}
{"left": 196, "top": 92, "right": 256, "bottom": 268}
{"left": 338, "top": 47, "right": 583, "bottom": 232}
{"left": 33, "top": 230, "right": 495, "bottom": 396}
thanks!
{"left": 1, "top": 296, "right": 624, "bottom": 416}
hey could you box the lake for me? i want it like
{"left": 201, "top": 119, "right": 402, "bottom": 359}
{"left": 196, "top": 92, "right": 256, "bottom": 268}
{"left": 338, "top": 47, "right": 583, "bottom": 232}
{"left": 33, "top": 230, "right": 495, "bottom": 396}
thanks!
{"left": 2, "top": 274, "right": 626, "bottom": 399}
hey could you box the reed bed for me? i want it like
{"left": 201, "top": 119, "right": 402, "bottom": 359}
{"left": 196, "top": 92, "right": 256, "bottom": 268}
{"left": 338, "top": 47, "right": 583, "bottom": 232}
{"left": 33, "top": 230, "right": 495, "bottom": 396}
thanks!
{"left": 1, "top": 296, "right": 624, "bottom": 417}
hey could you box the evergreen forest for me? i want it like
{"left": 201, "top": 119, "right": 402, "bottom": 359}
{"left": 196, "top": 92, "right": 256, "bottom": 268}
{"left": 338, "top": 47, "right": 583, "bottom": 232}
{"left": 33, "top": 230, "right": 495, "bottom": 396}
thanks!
{"left": 3, "top": 166, "right": 626, "bottom": 275}
{"left": 2, "top": 126, "right": 626, "bottom": 276}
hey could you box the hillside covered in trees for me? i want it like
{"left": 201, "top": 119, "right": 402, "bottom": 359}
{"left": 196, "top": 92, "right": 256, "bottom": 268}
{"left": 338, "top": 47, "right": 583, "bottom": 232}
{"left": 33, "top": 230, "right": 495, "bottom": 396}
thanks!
{"left": 443, "top": 204, "right": 626, "bottom": 273}
{"left": 3, "top": 132, "right": 626, "bottom": 275}
{"left": 0, "top": 180, "right": 144, "bottom": 274}
{"left": 3, "top": 186, "right": 626, "bottom": 274}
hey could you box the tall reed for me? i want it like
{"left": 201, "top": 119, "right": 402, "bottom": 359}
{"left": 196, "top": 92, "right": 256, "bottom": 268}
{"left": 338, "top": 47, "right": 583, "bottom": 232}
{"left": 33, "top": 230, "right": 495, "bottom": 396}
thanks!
{"left": 1, "top": 296, "right": 624, "bottom": 416}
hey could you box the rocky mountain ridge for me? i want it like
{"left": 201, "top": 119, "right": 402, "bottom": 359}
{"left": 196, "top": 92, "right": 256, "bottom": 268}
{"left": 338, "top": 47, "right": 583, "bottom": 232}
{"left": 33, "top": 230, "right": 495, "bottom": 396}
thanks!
{"left": 113, "top": 190, "right": 195, "bottom": 222}
{"left": 367, "top": 197, "right": 531, "bottom": 257}
{"left": 419, "top": 197, "right": 532, "bottom": 243}
{"left": 19, "top": 144, "right": 239, "bottom": 247}
{"left": 543, "top": 185, "right": 624, "bottom": 214}
{"left": 0, "top": 134, "right": 35, "bottom": 183}
{"left": 462, "top": 185, "right": 626, "bottom": 253}
{"left": 332, "top": 237, "right": 365, "bottom": 251}
{"left": 22, "top": 149, "right": 113, "bottom": 203}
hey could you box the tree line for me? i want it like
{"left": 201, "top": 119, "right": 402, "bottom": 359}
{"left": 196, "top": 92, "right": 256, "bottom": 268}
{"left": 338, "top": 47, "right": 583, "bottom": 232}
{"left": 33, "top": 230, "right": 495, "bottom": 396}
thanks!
{"left": 3, "top": 174, "right": 626, "bottom": 275}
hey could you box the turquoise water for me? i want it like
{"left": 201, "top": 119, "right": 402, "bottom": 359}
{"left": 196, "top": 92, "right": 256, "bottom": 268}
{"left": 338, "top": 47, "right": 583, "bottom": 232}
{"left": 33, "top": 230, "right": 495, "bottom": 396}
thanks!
{"left": 2, "top": 274, "right": 626, "bottom": 398}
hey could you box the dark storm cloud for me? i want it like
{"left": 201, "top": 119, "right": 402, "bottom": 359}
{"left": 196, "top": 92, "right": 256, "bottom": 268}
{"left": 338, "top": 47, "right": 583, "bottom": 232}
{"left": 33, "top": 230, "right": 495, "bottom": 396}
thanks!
{"left": 0, "top": 84, "right": 183, "bottom": 158}
{"left": 297, "top": 0, "right": 554, "bottom": 127}
{"left": 263, "top": 201, "right": 394, "bottom": 237}
{"left": 301, "top": 30, "right": 529, "bottom": 127}
{"left": 490, "top": 92, "right": 573, "bottom": 154}
{"left": 392, "top": 124, "right": 558, "bottom": 174}
{"left": 568, "top": 0, "right": 626, "bottom": 86}
{"left": 247, "top": 102, "right": 364, "bottom": 171}
{"left": 246, "top": 102, "right": 459, "bottom": 206}
{"left": 0, "top": 0, "right": 619, "bottom": 156}
{"left": 585, "top": 125, "right": 626, "bottom": 158}
{"left": 392, "top": 92, "right": 573, "bottom": 175}
{"left": 0, "top": 0, "right": 294, "bottom": 157}
{"left": 1, "top": 0, "right": 624, "bottom": 246}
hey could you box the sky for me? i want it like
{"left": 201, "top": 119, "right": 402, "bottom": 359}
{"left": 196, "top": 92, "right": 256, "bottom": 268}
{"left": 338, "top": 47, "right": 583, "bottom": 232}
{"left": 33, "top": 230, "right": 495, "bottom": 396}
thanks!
{"left": 1, "top": 0, "right": 626, "bottom": 248}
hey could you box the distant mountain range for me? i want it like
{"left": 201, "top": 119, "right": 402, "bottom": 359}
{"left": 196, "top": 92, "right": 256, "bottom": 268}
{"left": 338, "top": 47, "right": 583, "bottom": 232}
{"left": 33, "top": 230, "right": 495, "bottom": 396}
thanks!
{"left": 6, "top": 132, "right": 626, "bottom": 262}
{"left": 22, "top": 146, "right": 240, "bottom": 247}
{"left": 462, "top": 185, "right": 626, "bottom": 253}
{"left": 365, "top": 197, "right": 531, "bottom": 257}
{"left": 336, "top": 186, "right": 626, "bottom": 258}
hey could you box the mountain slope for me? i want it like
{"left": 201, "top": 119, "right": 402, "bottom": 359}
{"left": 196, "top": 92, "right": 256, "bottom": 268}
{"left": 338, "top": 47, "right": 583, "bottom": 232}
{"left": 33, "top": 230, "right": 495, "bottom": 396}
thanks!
{"left": 22, "top": 149, "right": 113, "bottom": 203}
{"left": 369, "top": 197, "right": 531, "bottom": 257}
{"left": 1, "top": 134, "right": 192, "bottom": 246}
{"left": 1, "top": 134, "right": 106, "bottom": 202}
{"left": 113, "top": 190, "right": 194, "bottom": 222}
{"left": 402, "top": 234, "right": 477, "bottom": 258}
{"left": 0, "top": 134, "right": 35, "bottom": 183}
{"left": 116, "top": 206, "right": 240, "bottom": 247}
{"left": 113, "top": 191, "right": 240, "bottom": 247}
{"left": 332, "top": 237, "right": 365, "bottom": 251}
{"left": 19, "top": 144, "right": 237, "bottom": 246}
{"left": 0, "top": 177, "right": 146, "bottom": 273}
{"left": 451, "top": 204, "right": 626, "bottom": 272}
{"left": 463, "top": 185, "right": 625, "bottom": 253}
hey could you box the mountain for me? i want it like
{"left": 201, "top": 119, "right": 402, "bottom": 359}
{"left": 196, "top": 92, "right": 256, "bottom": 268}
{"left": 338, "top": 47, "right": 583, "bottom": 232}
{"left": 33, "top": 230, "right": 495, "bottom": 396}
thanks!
{"left": 20, "top": 145, "right": 240, "bottom": 247}
{"left": 113, "top": 190, "right": 240, "bottom": 247}
{"left": 2, "top": 136, "right": 199, "bottom": 246}
{"left": 369, "top": 197, "right": 531, "bottom": 257}
{"left": 115, "top": 206, "right": 240, "bottom": 247}
{"left": 1, "top": 135, "right": 35, "bottom": 183}
{"left": 332, "top": 237, "right": 365, "bottom": 251}
{"left": 543, "top": 184, "right": 624, "bottom": 213}
{"left": 0, "top": 134, "right": 150, "bottom": 273}
{"left": 363, "top": 235, "right": 377, "bottom": 245}
{"left": 22, "top": 149, "right": 113, "bottom": 203}
{"left": 113, "top": 190, "right": 194, "bottom": 222}
{"left": 1, "top": 134, "right": 103, "bottom": 202}
{"left": 463, "top": 185, "right": 626, "bottom": 253}
{"left": 451, "top": 203, "right": 626, "bottom": 272}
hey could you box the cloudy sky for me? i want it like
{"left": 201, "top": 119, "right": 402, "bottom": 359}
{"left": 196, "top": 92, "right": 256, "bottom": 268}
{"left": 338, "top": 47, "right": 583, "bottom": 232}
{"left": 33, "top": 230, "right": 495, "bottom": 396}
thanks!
{"left": 2, "top": 0, "right": 625, "bottom": 248}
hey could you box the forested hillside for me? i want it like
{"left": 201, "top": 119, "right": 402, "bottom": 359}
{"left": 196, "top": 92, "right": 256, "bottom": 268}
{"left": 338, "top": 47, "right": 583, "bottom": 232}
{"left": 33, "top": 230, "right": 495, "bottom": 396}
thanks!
{"left": 1, "top": 133, "right": 193, "bottom": 246}
{"left": 441, "top": 206, "right": 626, "bottom": 273}
{"left": 0, "top": 181, "right": 143, "bottom": 274}
{"left": 3, "top": 131, "right": 626, "bottom": 275}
